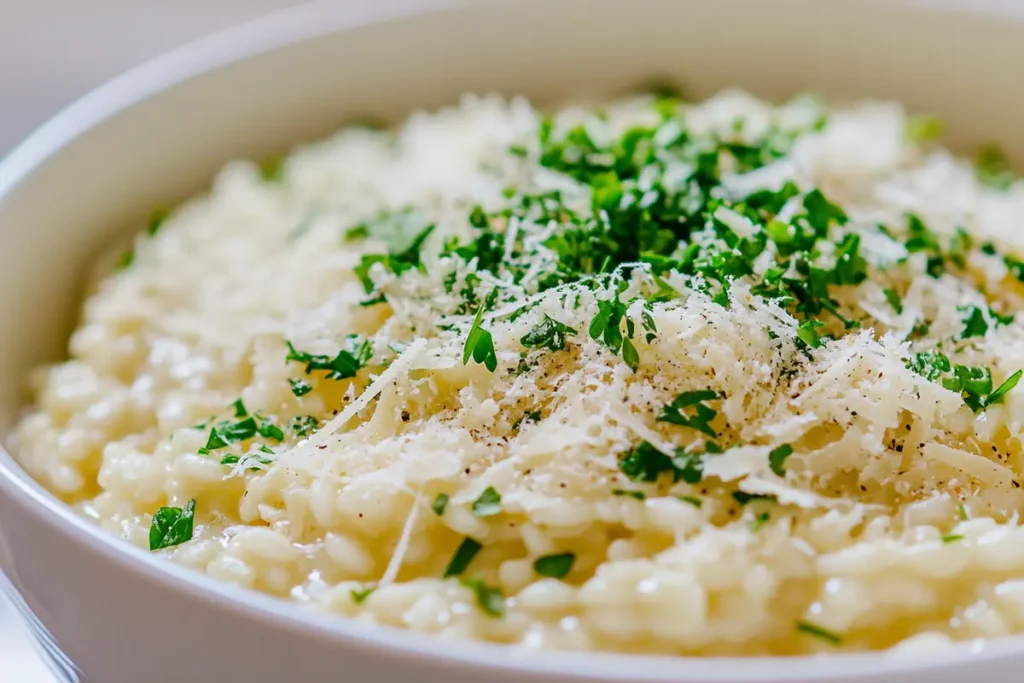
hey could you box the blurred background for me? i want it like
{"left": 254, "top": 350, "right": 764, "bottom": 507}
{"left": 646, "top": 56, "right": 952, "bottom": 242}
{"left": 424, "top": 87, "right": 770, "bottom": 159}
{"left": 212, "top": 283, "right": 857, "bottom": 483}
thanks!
{"left": 0, "top": 3, "right": 305, "bottom": 678}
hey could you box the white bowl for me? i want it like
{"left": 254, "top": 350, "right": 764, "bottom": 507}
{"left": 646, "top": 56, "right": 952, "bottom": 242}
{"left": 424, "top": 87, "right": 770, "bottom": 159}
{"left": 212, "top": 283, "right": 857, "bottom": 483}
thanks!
{"left": 3, "top": 1, "right": 1024, "bottom": 681}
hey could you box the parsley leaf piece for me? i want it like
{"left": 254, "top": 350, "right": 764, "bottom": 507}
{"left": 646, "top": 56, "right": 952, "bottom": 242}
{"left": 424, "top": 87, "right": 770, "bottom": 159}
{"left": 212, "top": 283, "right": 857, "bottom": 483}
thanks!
{"left": 620, "top": 441, "right": 676, "bottom": 482}
{"left": 231, "top": 399, "right": 248, "bottom": 418}
{"left": 883, "top": 288, "right": 903, "bottom": 314}
{"left": 256, "top": 418, "right": 285, "bottom": 442}
{"left": 941, "top": 534, "right": 963, "bottom": 544}
{"left": 286, "top": 336, "right": 374, "bottom": 380}
{"left": 750, "top": 511, "right": 770, "bottom": 532}
{"left": 533, "top": 552, "right": 576, "bottom": 579}
{"left": 289, "top": 378, "right": 312, "bottom": 397}
{"left": 960, "top": 306, "right": 989, "bottom": 338}
{"left": 432, "top": 493, "right": 450, "bottom": 517}
{"left": 288, "top": 415, "right": 319, "bottom": 438}
{"left": 589, "top": 299, "right": 627, "bottom": 354}
{"left": 147, "top": 206, "right": 170, "bottom": 235}
{"left": 677, "top": 495, "right": 703, "bottom": 508}
{"left": 460, "top": 578, "right": 505, "bottom": 617}
{"left": 905, "top": 115, "right": 943, "bottom": 143}
{"left": 612, "top": 489, "right": 646, "bottom": 500}
{"left": 512, "top": 410, "right": 542, "bottom": 431}
{"left": 768, "top": 444, "right": 794, "bottom": 477}
{"left": 200, "top": 417, "right": 258, "bottom": 453}
{"left": 732, "top": 491, "right": 776, "bottom": 506}
{"left": 521, "top": 315, "right": 578, "bottom": 352}
{"left": 801, "top": 189, "right": 848, "bottom": 233}
{"left": 977, "top": 145, "right": 1014, "bottom": 191}
{"left": 987, "top": 369, "right": 1023, "bottom": 407}
{"left": 258, "top": 155, "right": 284, "bottom": 182}
{"left": 115, "top": 247, "right": 134, "bottom": 272}
{"left": 622, "top": 337, "right": 640, "bottom": 372}
{"left": 463, "top": 307, "right": 498, "bottom": 372}
{"left": 443, "top": 538, "right": 482, "bottom": 578}
{"left": 908, "top": 352, "right": 951, "bottom": 382}
{"left": 796, "top": 620, "right": 843, "bottom": 646}
{"left": 831, "top": 234, "right": 868, "bottom": 286}
{"left": 350, "top": 584, "right": 377, "bottom": 604}
{"left": 657, "top": 390, "right": 720, "bottom": 437}
{"left": 671, "top": 451, "right": 705, "bottom": 485}
{"left": 344, "top": 224, "right": 369, "bottom": 241}
{"left": 149, "top": 499, "right": 197, "bottom": 551}
{"left": 471, "top": 487, "right": 502, "bottom": 517}
{"left": 796, "top": 319, "right": 826, "bottom": 349}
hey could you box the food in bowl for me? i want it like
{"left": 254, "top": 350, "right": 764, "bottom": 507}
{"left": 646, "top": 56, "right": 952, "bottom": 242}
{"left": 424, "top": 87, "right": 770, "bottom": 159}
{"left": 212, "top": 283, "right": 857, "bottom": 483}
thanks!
{"left": 11, "top": 88, "right": 1024, "bottom": 656}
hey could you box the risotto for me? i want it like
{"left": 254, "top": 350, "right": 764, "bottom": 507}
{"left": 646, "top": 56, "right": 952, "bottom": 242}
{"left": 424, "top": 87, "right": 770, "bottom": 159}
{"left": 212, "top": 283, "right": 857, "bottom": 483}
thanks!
{"left": 13, "top": 89, "right": 1024, "bottom": 656}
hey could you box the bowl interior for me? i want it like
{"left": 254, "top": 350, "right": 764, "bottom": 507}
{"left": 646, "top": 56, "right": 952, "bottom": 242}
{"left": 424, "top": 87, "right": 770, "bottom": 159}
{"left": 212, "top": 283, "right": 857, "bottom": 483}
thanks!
{"left": 3, "top": 0, "right": 1024, "bottom": 680}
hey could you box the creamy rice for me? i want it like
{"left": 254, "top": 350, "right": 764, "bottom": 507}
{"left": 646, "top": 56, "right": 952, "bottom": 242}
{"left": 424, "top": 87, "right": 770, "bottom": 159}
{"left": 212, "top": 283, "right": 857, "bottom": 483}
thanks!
{"left": 13, "top": 90, "right": 1024, "bottom": 656}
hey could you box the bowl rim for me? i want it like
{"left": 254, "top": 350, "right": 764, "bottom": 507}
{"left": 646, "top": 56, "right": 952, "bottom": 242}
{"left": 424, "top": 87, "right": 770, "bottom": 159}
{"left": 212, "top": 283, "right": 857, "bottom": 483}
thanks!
{"left": 3, "top": 0, "right": 1024, "bottom": 680}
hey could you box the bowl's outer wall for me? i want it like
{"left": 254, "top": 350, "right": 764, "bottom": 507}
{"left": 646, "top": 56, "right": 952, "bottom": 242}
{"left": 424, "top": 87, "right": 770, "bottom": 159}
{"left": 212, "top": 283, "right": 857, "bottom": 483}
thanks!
{"left": 2, "top": 0, "right": 1024, "bottom": 681}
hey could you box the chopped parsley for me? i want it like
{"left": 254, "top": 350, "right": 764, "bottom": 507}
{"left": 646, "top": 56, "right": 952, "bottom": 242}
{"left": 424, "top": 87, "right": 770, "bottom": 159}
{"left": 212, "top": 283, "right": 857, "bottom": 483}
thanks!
{"left": 768, "top": 444, "right": 794, "bottom": 477}
{"left": 350, "top": 584, "right": 377, "bottom": 604}
{"left": 657, "top": 390, "right": 721, "bottom": 437}
{"left": 288, "top": 415, "right": 319, "bottom": 437}
{"left": 976, "top": 145, "right": 1014, "bottom": 191}
{"left": 960, "top": 306, "right": 989, "bottom": 338}
{"left": 620, "top": 440, "right": 704, "bottom": 485}
{"left": 677, "top": 495, "right": 703, "bottom": 508}
{"left": 521, "top": 315, "right": 577, "bottom": 352}
{"left": 432, "top": 493, "right": 450, "bottom": 516}
{"left": 750, "top": 511, "right": 770, "bottom": 532}
{"left": 533, "top": 552, "right": 576, "bottom": 579}
{"left": 941, "top": 534, "right": 963, "bottom": 544}
{"left": 460, "top": 578, "right": 505, "bottom": 617}
{"left": 258, "top": 155, "right": 285, "bottom": 182}
{"left": 732, "top": 491, "right": 776, "bottom": 506}
{"left": 796, "top": 620, "right": 843, "bottom": 646}
{"left": 463, "top": 307, "right": 498, "bottom": 372}
{"left": 909, "top": 353, "right": 1021, "bottom": 413}
{"left": 904, "top": 115, "right": 943, "bottom": 143}
{"left": 443, "top": 538, "right": 483, "bottom": 578}
{"left": 288, "top": 378, "right": 312, "bottom": 397}
{"left": 512, "top": 410, "right": 542, "bottom": 431}
{"left": 147, "top": 206, "right": 170, "bottom": 235}
{"left": 115, "top": 247, "right": 134, "bottom": 271}
{"left": 352, "top": 209, "right": 435, "bottom": 302}
{"left": 471, "top": 487, "right": 502, "bottom": 517}
{"left": 612, "top": 489, "right": 646, "bottom": 500}
{"left": 149, "top": 499, "right": 196, "bottom": 551}
{"left": 883, "top": 288, "right": 903, "bottom": 314}
{"left": 286, "top": 336, "right": 373, "bottom": 380}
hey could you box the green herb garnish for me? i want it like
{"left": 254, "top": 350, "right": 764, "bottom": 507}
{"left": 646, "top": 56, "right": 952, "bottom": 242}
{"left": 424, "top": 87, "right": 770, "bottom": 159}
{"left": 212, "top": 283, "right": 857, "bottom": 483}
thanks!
{"left": 471, "top": 487, "right": 502, "bottom": 517}
{"left": 350, "top": 584, "right": 377, "bottom": 604}
{"left": 768, "top": 444, "right": 794, "bottom": 477}
{"left": 286, "top": 336, "right": 373, "bottom": 380}
{"left": 444, "top": 538, "right": 483, "bottom": 578}
{"left": 432, "top": 493, "right": 450, "bottom": 516}
{"left": 521, "top": 315, "right": 577, "bottom": 352}
{"left": 149, "top": 499, "right": 196, "bottom": 551}
{"left": 657, "top": 390, "right": 721, "bottom": 437}
{"left": 463, "top": 307, "right": 498, "bottom": 372}
{"left": 288, "top": 379, "right": 312, "bottom": 397}
{"left": 796, "top": 620, "right": 843, "bottom": 646}
{"left": 460, "top": 578, "right": 505, "bottom": 617}
{"left": 533, "top": 552, "right": 576, "bottom": 579}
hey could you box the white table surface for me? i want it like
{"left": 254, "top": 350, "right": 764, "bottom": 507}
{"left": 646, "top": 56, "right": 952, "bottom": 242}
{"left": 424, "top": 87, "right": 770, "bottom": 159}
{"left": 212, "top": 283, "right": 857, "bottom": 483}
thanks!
{"left": 0, "top": 4, "right": 302, "bottom": 678}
